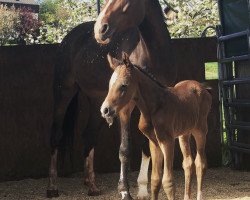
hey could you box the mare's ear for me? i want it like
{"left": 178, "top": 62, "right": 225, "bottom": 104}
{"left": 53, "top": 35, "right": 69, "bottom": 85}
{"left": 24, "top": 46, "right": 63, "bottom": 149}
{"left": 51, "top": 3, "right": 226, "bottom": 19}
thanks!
{"left": 107, "top": 53, "right": 121, "bottom": 70}
{"left": 122, "top": 52, "right": 132, "bottom": 68}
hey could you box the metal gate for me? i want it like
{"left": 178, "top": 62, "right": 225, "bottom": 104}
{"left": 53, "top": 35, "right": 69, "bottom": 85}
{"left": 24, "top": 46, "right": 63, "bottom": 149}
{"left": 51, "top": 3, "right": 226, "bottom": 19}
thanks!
{"left": 217, "top": 0, "right": 250, "bottom": 168}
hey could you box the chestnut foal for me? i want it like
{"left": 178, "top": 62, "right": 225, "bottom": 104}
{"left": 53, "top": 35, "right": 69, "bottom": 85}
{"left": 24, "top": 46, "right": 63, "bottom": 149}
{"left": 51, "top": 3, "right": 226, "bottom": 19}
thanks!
{"left": 101, "top": 54, "right": 212, "bottom": 200}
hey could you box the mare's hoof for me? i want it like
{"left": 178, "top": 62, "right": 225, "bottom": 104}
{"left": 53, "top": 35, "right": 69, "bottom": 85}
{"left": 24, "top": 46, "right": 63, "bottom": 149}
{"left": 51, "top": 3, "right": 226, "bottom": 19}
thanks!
{"left": 120, "top": 192, "right": 133, "bottom": 200}
{"left": 137, "top": 196, "right": 149, "bottom": 200}
{"left": 88, "top": 189, "right": 101, "bottom": 196}
{"left": 46, "top": 189, "right": 59, "bottom": 198}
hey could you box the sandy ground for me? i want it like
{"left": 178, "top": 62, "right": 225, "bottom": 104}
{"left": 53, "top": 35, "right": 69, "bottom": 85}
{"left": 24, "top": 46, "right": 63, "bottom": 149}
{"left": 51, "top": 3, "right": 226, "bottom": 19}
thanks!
{"left": 0, "top": 168, "right": 249, "bottom": 200}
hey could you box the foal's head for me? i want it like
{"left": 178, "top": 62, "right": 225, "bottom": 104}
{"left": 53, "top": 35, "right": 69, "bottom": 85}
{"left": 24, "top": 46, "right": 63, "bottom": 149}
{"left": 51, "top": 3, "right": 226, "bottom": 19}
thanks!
{"left": 94, "top": 0, "right": 146, "bottom": 44}
{"left": 101, "top": 53, "right": 137, "bottom": 126}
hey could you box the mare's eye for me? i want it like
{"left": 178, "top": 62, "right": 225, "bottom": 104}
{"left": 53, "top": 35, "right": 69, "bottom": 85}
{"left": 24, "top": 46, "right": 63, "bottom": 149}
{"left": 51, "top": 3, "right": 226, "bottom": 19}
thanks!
{"left": 120, "top": 84, "right": 128, "bottom": 91}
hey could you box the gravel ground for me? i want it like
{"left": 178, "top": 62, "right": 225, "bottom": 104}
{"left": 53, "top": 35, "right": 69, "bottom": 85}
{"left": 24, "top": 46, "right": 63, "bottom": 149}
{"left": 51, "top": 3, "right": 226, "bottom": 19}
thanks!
{"left": 0, "top": 168, "right": 249, "bottom": 200}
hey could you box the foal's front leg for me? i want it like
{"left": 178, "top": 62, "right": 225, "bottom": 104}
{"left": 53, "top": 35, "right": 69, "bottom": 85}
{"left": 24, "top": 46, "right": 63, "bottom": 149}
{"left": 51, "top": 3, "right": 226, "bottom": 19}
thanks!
{"left": 159, "top": 137, "right": 175, "bottom": 200}
{"left": 150, "top": 140, "right": 163, "bottom": 200}
{"left": 118, "top": 102, "right": 135, "bottom": 200}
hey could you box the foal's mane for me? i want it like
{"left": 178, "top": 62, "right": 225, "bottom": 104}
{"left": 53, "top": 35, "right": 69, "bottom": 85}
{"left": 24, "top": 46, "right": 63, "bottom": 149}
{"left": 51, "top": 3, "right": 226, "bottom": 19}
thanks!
{"left": 133, "top": 65, "right": 166, "bottom": 89}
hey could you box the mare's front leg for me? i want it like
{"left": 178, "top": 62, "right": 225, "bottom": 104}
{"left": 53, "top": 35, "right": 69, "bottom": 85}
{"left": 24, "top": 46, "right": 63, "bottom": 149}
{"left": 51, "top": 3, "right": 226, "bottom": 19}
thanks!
{"left": 118, "top": 102, "right": 135, "bottom": 200}
{"left": 137, "top": 138, "right": 151, "bottom": 200}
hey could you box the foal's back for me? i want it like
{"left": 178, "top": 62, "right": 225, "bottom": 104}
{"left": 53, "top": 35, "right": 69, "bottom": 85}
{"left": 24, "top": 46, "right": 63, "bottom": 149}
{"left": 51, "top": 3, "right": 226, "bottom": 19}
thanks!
{"left": 173, "top": 80, "right": 212, "bottom": 129}
{"left": 157, "top": 80, "right": 212, "bottom": 137}
{"left": 173, "top": 80, "right": 211, "bottom": 110}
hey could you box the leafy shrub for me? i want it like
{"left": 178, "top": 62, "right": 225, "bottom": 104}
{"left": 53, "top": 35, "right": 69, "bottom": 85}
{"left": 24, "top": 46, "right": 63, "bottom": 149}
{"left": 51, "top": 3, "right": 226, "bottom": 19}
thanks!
{"left": 0, "top": 5, "right": 19, "bottom": 45}
{"left": 0, "top": 5, "right": 41, "bottom": 45}
{"left": 161, "top": 0, "right": 219, "bottom": 38}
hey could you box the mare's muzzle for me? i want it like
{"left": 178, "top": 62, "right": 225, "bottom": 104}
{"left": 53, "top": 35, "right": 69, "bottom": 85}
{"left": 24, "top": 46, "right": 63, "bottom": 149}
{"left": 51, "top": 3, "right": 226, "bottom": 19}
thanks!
{"left": 94, "top": 22, "right": 116, "bottom": 45}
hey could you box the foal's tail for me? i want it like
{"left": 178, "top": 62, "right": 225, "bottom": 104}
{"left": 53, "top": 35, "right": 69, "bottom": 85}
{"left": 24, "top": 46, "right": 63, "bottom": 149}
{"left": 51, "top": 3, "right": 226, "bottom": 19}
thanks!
{"left": 201, "top": 82, "right": 213, "bottom": 94}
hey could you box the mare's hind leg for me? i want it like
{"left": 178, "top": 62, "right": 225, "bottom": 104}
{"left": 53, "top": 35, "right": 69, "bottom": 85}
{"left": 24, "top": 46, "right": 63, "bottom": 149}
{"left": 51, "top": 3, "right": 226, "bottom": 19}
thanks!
{"left": 150, "top": 141, "right": 163, "bottom": 200}
{"left": 137, "top": 138, "right": 151, "bottom": 200}
{"left": 77, "top": 95, "right": 101, "bottom": 196}
{"left": 192, "top": 128, "right": 207, "bottom": 200}
{"left": 179, "top": 134, "right": 194, "bottom": 200}
{"left": 84, "top": 148, "right": 101, "bottom": 196}
{"left": 47, "top": 84, "right": 78, "bottom": 198}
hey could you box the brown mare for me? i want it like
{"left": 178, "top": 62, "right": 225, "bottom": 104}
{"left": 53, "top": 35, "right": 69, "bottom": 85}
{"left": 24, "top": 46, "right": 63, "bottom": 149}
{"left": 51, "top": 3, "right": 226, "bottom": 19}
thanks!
{"left": 101, "top": 54, "right": 212, "bottom": 200}
{"left": 94, "top": 0, "right": 178, "bottom": 199}
{"left": 48, "top": 0, "right": 177, "bottom": 199}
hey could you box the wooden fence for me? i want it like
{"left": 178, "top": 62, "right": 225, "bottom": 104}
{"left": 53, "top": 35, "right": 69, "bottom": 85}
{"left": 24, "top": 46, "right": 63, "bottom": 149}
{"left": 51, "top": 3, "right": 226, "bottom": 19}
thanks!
{"left": 0, "top": 37, "right": 221, "bottom": 181}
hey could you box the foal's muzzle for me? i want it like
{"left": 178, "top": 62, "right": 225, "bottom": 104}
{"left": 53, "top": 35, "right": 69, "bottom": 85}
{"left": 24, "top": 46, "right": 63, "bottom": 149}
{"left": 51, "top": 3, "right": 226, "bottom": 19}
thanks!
{"left": 101, "top": 106, "right": 115, "bottom": 118}
{"left": 101, "top": 105, "right": 116, "bottom": 127}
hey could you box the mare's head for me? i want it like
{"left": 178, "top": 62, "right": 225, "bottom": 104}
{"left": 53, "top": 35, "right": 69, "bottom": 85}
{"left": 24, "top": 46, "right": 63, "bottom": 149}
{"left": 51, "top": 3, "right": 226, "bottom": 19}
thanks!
{"left": 101, "top": 53, "right": 137, "bottom": 126}
{"left": 94, "top": 0, "right": 146, "bottom": 44}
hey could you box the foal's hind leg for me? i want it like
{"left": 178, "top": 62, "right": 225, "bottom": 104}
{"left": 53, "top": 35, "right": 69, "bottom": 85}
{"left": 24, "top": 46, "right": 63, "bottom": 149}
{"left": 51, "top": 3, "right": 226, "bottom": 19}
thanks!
{"left": 192, "top": 128, "right": 207, "bottom": 200}
{"left": 47, "top": 84, "right": 78, "bottom": 198}
{"left": 179, "top": 134, "right": 194, "bottom": 200}
{"left": 81, "top": 97, "right": 102, "bottom": 196}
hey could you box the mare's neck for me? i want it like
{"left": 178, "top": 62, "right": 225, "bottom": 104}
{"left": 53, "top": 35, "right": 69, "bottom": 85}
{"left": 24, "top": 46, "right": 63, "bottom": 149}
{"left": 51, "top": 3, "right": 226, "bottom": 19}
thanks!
{"left": 139, "top": 0, "right": 171, "bottom": 52}
{"left": 138, "top": 0, "right": 176, "bottom": 85}
{"left": 110, "top": 28, "right": 140, "bottom": 59}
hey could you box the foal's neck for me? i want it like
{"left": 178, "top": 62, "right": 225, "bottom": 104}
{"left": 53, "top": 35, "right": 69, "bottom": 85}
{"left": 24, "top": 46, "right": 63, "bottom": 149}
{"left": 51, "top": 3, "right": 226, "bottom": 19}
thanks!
{"left": 138, "top": 0, "right": 176, "bottom": 85}
{"left": 135, "top": 69, "right": 172, "bottom": 116}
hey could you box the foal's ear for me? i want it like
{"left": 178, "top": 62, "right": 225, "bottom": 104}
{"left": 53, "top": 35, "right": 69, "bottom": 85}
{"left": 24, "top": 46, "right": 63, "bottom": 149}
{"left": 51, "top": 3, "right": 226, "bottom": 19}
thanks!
{"left": 107, "top": 53, "right": 121, "bottom": 70}
{"left": 122, "top": 52, "right": 132, "bottom": 68}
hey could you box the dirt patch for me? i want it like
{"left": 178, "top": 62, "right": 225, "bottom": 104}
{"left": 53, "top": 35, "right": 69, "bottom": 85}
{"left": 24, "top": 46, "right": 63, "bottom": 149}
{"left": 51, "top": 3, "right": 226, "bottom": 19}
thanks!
{"left": 0, "top": 168, "right": 249, "bottom": 200}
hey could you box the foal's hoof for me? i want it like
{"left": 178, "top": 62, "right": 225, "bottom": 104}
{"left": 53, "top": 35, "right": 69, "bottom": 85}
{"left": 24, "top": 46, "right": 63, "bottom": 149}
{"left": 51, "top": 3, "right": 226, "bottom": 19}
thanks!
{"left": 46, "top": 189, "right": 59, "bottom": 198}
{"left": 88, "top": 188, "right": 101, "bottom": 196}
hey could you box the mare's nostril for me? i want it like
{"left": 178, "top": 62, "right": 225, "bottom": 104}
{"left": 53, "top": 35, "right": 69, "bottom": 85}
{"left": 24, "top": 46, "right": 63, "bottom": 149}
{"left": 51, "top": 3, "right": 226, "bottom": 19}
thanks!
{"left": 101, "top": 24, "right": 109, "bottom": 34}
{"left": 103, "top": 107, "right": 109, "bottom": 115}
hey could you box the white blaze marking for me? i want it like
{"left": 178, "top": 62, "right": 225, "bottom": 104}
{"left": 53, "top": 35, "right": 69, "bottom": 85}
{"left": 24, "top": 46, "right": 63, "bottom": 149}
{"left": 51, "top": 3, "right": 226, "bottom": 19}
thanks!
{"left": 137, "top": 151, "right": 150, "bottom": 198}
{"left": 94, "top": 0, "right": 114, "bottom": 36}
{"left": 109, "top": 71, "right": 118, "bottom": 88}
